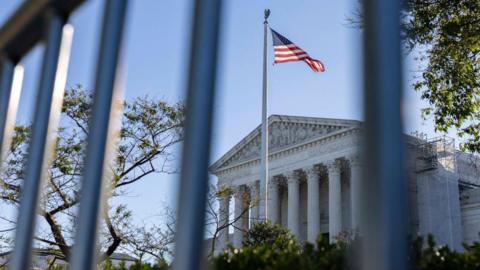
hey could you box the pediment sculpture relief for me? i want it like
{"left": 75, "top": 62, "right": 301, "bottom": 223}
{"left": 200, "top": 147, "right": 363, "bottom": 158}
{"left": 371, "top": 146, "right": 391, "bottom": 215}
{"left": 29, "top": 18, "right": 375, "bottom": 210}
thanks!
{"left": 222, "top": 122, "right": 346, "bottom": 167}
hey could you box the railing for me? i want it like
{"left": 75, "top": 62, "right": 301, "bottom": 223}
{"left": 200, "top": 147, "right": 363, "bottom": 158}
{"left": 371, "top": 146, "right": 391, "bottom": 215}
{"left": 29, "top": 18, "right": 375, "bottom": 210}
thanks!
{"left": 0, "top": 0, "right": 406, "bottom": 269}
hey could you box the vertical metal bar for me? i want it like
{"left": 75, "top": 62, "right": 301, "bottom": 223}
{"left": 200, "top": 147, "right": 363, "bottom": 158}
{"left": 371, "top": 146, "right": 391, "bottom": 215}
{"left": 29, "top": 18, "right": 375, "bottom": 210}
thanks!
{"left": 172, "top": 0, "right": 222, "bottom": 269}
{"left": 361, "top": 0, "right": 407, "bottom": 270}
{"left": 69, "top": 1, "right": 128, "bottom": 269}
{"left": 0, "top": 64, "right": 23, "bottom": 170}
{"left": 0, "top": 58, "right": 15, "bottom": 166}
{"left": 10, "top": 16, "right": 73, "bottom": 270}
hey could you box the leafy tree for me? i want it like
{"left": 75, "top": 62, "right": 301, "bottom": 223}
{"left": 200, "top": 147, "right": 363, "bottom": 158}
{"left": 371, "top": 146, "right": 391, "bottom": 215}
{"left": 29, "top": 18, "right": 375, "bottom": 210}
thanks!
{"left": 403, "top": 0, "right": 480, "bottom": 152}
{"left": 353, "top": 0, "right": 480, "bottom": 152}
{"left": 0, "top": 85, "right": 184, "bottom": 261}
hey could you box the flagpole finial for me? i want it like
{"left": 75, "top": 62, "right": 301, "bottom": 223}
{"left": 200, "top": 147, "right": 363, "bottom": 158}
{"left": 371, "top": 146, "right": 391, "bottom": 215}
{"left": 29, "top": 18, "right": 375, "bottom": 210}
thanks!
{"left": 264, "top": 9, "right": 270, "bottom": 23}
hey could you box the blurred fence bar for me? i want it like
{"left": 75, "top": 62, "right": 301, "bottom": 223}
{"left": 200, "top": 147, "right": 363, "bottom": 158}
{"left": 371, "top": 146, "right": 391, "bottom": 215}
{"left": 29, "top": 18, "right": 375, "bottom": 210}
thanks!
{"left": 172, "top": 0, "right": 223, "bottom": 269}
{"left": 0, "top": 0, "right": 84, "bottom": 269}
{"left": 361, "top": 0, "right": 407, "bottom": 270}
{"left": 10, "top": 13, "right": 73, "bottom": 270}
{"left": 0, "top": 0, "right": 84, "bottom": 61}
{"left": 0, "top": 65, "right": 23, "bottom": 168}
{"left": 69, "top": 1, "right": 128, "bottom": 269}
{"left": 0, "top": 58, "right": 15, "bottom": 166}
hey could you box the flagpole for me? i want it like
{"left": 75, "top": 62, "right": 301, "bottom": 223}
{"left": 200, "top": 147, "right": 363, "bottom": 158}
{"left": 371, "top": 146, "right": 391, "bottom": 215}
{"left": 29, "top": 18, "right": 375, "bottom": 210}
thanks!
{"left": 261, "top": 9, "right": 270, "bottom": 221}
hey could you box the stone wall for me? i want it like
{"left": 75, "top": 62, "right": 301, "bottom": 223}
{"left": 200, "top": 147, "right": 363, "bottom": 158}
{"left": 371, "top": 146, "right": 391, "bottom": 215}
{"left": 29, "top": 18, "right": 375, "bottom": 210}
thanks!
{"left": 461, "top": 189, "right": 480, "bottom": 244}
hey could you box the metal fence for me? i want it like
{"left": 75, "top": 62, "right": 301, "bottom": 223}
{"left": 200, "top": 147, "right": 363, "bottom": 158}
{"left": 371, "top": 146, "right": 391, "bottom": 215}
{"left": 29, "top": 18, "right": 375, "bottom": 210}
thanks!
{"left": 0, "top": 0, "right": 406, "bottom": 269}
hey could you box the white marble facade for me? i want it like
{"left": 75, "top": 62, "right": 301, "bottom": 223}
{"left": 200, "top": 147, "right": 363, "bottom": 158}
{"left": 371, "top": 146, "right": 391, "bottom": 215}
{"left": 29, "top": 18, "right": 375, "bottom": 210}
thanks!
{"left": 209, "top": 115, "right": 480, "bottom": 251}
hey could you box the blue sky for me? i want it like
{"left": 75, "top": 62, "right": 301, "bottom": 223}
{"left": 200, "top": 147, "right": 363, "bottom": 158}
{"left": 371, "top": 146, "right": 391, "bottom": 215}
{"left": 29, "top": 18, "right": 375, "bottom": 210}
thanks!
{"left": 0, "top": 0, "right": 448, "bottom": 225}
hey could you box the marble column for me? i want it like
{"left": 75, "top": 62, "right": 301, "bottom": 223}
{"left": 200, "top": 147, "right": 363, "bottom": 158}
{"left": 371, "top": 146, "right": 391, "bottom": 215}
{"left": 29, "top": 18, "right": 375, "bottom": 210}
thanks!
{"left": 217, "top": 194, "right": 230, "bottom": 251}
{"left": 286, "top": 172, "right": 300, "bottom": 237}
{"left": 248, "top": 181, "right": 259, "bottom": 225}
{"left": 328, "top": 161, "right": 342, "bottom": 242}
{"left": 350, "top": 156, "right": 362, "bottom": 232}
{"left": 267, "top": 177, "right": 279, "bottom": 223}
{"left": 306, "top": 166, "right": 321, "bottom": 242}
{"left": 233, "top": 186, "right": 245, "bottom": 247}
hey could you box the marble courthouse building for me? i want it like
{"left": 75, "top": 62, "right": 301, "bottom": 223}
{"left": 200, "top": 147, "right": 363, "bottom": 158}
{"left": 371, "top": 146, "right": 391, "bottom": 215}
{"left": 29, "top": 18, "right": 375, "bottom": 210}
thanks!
{"left": 209, "top": 115, "right": 480, "bottom": 251}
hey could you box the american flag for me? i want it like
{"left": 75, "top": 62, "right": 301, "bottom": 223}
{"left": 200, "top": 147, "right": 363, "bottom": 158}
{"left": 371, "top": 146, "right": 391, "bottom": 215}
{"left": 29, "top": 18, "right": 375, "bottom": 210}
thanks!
{"left": 271, "top": 28, "right": 325, "bottom": 72}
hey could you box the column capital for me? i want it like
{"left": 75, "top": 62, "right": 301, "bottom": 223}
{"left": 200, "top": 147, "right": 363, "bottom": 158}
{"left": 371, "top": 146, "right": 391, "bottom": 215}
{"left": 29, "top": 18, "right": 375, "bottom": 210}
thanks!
{"left": 326, "top": 160, "right": 341, "bottom": 174}
{"left": 233, "top": 185, "right": 245, "bottom": 198}
{"left": 217, "top": 194, "right": 230, "bottom": 204}
{"left": 284, "top": 171, "right": 300, "bottom": 184}
{"left": 268, "top": 176, "right": 278, "bottom": 189}
{"left": 348, "top": 155, "right": 363, "bottom": 168}
{"left": 304, "top": 165, "right": 320, "bottom": 179}
{"left": 248, "top": 182, "right": 259, "bottom": 197}
{"left": 217, "top": 184, "right": 234, "bottom": 199}
{"left": 247, "top": 180, "right": 258, "bottom": 190}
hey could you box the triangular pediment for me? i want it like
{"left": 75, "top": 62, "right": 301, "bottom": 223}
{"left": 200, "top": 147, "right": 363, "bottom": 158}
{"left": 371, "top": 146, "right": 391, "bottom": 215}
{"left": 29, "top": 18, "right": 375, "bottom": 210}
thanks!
{"left": 210, "top": 115, "right": 361, "bottom": 173}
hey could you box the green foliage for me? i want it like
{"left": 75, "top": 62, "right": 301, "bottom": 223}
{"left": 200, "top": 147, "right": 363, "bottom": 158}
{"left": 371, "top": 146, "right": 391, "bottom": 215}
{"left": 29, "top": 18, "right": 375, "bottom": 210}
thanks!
{"left": 104, "top": 257, "right": 114, "bottom": 270}
{"left": 400, "top": 0, "right": 480, "bottom": 152}
{"left": 301, "top": 235, "right": 346, "bottom": 270}
{"left": 215, "top": 221, "right": 345, "bottom": 269}
{"left": 127, "top": 259, "right": 168, "bottom": 270}
{"left": 216, "top": 185, "right": 234, "bottom": 199}
{"left": 404, "top": 0, "right": 480, "bottom": 152}
{"left": 100, "top": 258, "right": 168, "bottom": 270}
{"left": 409, "top": 235, "right": 480, "bottom": 270}
{"left": 45, "top": 263, "right": 65, "bottom": 270}
{"left": 352, "top": 0, "right": 480, "bottom": 152}
{"left": 242, "top": 221, "right": 299, "bottom": 251}
{"left": 214, "top": 230, "right": 345, "bottom": 270}
{"left": 117, "top": 261, "right": 127, "bottom": 270}
{"left": 214, "top": 222, "right": 480, "bottom": 270}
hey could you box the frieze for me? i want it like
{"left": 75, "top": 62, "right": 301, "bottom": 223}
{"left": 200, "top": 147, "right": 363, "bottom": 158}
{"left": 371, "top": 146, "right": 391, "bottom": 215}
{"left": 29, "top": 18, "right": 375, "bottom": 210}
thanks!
{"left": 216, "top": 128, "right": 361, "bottom": 176}
{"left": 220, "top": 122, "right": 347, "bottom": 168}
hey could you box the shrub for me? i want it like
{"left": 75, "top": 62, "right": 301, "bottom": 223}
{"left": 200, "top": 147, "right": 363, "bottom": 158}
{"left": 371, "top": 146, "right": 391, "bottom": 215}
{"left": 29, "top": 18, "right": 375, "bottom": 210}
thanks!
{"left": 127, "top": 259, "right": 168, "bottom": 270}
{"left": 214, "top": 221, "right": 345, "bottom": 270}
{"left": 213, "top": 221, "right": 480, "bottom": 270}
{"left": 242, "top": 221, "right": 299, "bottom": 251}
{"left": 214, "top": 233, "right": 345, "bottom": 270}
{"left": 100, "top": 258, "right": 168, "bottom": 270}
{"left": 409, "top": 235, "right": 480, "bottom": 270}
